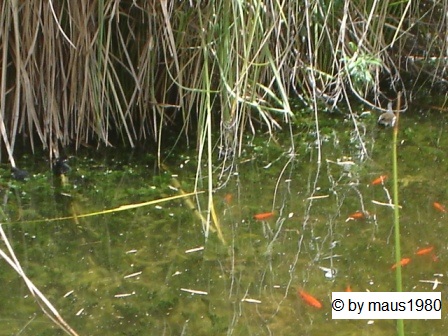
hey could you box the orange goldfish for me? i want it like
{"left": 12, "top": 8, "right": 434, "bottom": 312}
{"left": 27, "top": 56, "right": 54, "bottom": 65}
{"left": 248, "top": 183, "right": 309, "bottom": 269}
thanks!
{"left": 223, "top": 193, "right": 233, "bottom": 204}
{"left": 433, "top": 202, "right": 447, "bottom": 213}
{"left": 298, "top": 289, "right": 322, "bottom": 309}
{"left": 346, "top": 211, "right": 368, "bottom": 221}
{"left": 370, "top": 175, "right": 388, "bottom": 186}
{"left": 345, "top": 285, "right": 352, "bottom": 292}
{"left": 415, "top": 246, "right": 434, "bottom": 256}
{"left": 253, "top": 212, "right": 274, "bottom": 220}
{"left": 391, "top": 258, "right": 411, "bottom": 270}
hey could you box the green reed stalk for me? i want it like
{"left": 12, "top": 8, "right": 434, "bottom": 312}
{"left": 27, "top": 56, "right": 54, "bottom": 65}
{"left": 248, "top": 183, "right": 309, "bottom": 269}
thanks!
{"left": 392, "top": 93, "right": 404, "bottom": 336}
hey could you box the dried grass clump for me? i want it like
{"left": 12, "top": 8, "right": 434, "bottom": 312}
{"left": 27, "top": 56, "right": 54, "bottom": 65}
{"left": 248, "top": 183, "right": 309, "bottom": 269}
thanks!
{"left": 0, "top": 0, "right": 445, "bottom": 160}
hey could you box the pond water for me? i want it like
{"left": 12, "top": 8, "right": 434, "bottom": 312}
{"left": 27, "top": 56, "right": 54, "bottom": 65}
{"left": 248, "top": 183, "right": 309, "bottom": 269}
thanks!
{"left": 0, "top": 105, "right": 447, "bottom": 335}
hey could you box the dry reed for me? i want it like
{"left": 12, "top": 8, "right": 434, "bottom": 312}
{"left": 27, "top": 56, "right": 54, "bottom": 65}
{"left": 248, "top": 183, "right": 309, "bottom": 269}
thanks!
{"left": 0, "top": 0, "right": 444, "bottom": 159}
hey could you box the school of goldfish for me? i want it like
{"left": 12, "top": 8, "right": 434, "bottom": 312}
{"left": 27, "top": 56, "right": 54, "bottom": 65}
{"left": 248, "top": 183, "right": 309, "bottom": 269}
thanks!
{"left": 297, "top": 244, "right": 438, "bottom": 310}
{"left": 244, "top": 173, "right": 444, "bottom": 310}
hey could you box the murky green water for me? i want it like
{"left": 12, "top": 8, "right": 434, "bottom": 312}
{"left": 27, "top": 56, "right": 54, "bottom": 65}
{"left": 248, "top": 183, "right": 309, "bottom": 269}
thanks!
{"left": 0, "top": 106, "right": 447, "bottom": 335}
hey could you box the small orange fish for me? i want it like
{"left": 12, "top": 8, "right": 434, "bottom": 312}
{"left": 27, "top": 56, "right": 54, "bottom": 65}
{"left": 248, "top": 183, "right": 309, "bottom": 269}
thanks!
{"left": 415, "top": 246, "right": 434, "bottom": 256}
{"left": 223, "top": 193, "right": 233, "bottom": 204}
{"left": 253, "top": 212, "right": 274, "bottom": 220}
{"left": 391, "top": 258, "right": 411, "bottom": 270}
{"left": 432, "top": 254, "right": 439, "bottom": 262}
{"left": 346, "top": 211, "right": 368, "bottom": 221}
{"left": 370, "top": 175, "right": 388, "bottom": 186}
{"left": 433, "top": 202, "right": 447, "bottom": 213}
{"left": 345, "top": 285, "right": 352, "bottom": 292}
{"left": 298, "top": 289, "right": 322, "bottom": 309}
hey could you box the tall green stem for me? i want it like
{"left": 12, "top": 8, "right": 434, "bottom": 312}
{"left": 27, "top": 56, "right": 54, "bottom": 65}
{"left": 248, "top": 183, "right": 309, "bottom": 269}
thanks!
{"left": 392, "top": 93, "right": 404, "bottom": 336}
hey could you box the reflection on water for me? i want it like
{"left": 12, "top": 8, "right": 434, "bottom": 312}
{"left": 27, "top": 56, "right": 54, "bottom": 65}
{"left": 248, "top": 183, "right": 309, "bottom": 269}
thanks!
{"left": 0, "top": 108, "right": 447, "bottom": 335}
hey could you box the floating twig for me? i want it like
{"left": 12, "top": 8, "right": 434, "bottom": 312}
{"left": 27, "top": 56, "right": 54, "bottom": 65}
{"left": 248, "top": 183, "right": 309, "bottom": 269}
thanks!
{"left": 124, "top": 271, "right": 142, "bottom": 279}
{"left": 185, "top": 246, "right": 204, "bottom": 253}
{"left": 180, "top": 288, "right": 208, "bottom": 295}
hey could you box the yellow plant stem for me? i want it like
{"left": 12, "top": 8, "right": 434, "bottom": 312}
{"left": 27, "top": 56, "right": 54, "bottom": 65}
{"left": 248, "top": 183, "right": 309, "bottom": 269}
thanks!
{"left": 12, "top": 192, "right": 202, "bottom": 225}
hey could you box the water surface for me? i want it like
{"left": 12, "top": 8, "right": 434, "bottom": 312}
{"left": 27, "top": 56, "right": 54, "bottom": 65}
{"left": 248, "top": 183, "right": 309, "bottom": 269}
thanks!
{"left": 0, "top": 106, "right": 447, "bottom": 335}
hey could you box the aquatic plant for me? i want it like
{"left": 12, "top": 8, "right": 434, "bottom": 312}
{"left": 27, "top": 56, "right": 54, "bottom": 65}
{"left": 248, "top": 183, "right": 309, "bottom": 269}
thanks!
{"left": 392, "top": 93, "right": 404, "bottom": 336}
